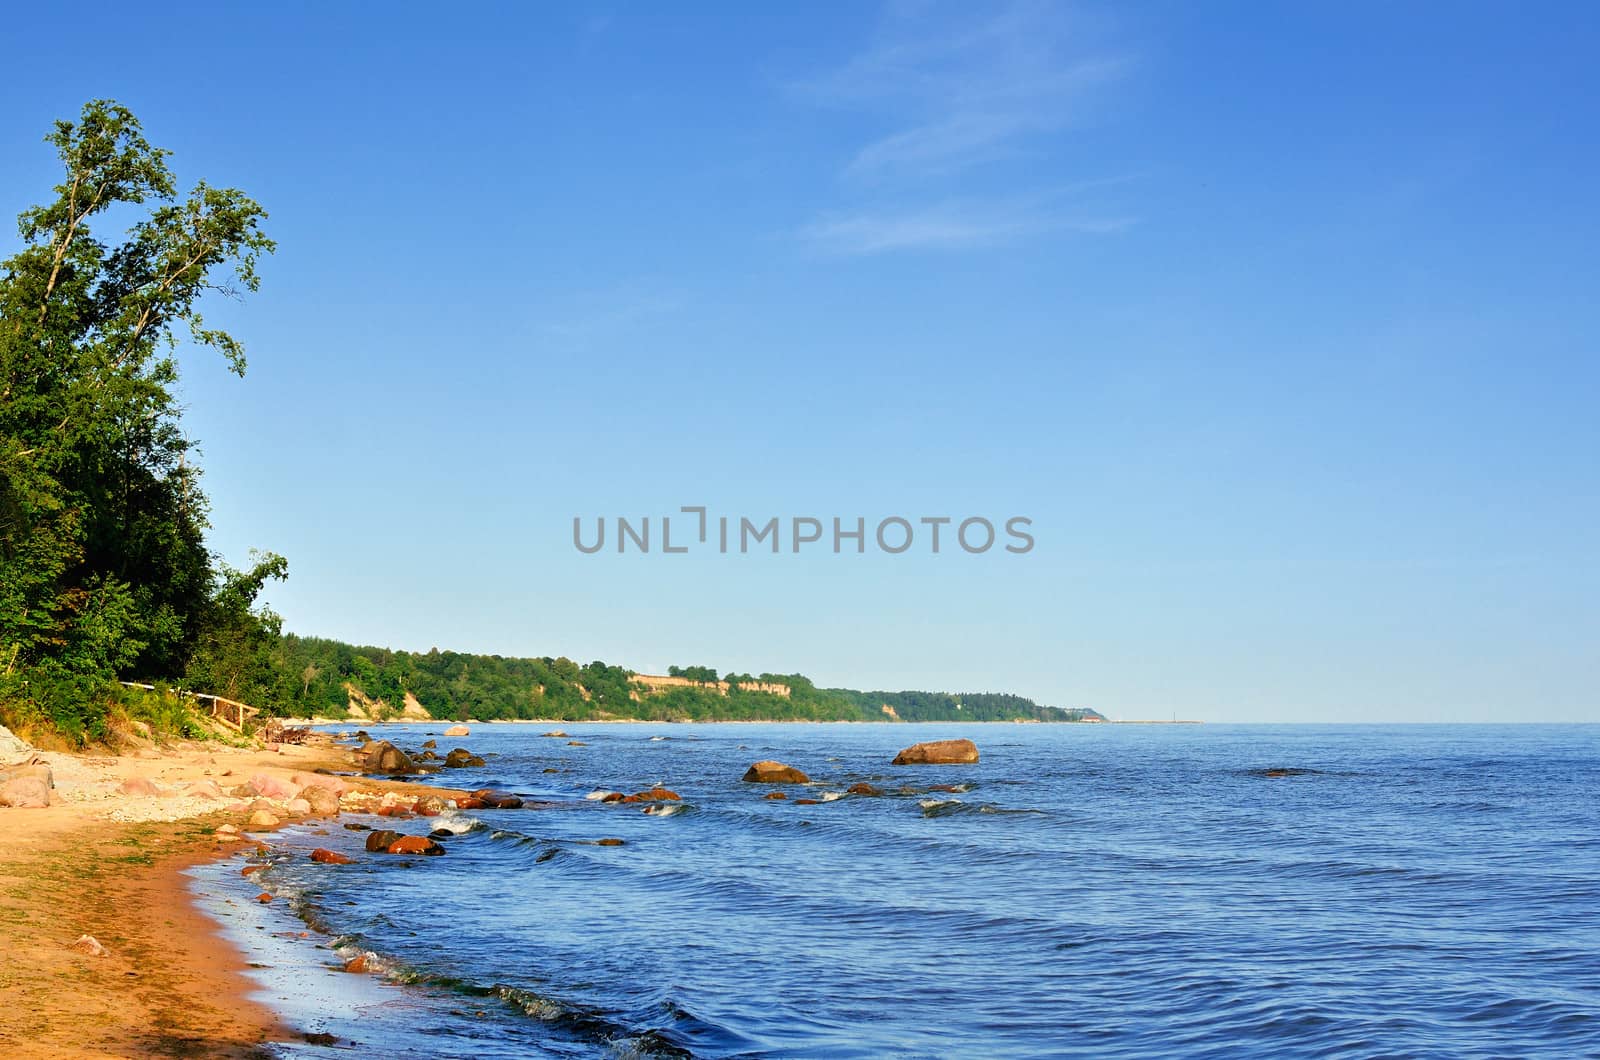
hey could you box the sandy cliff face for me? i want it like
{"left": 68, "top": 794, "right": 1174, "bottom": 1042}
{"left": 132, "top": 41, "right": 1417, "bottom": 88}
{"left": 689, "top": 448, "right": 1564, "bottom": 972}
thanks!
{"left": 631, "top": 674, "right": 793, "bottom": 698}
{"left": 343, "top": 686, "right": 434, "bottom": 722}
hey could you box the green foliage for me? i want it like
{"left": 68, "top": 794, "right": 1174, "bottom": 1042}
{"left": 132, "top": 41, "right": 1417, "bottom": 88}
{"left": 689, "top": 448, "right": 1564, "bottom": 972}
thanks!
{"left": 269, "top": 635, "right": 1094, "bottom": 724}
{"left": 0, "top": 100, "right": 278, "bottom": 743}
{"left": 184, "top": 551, "right": 288, "bottom": 708}
{"left": 833, "top": 689, "right": 1103, "bottom": 723}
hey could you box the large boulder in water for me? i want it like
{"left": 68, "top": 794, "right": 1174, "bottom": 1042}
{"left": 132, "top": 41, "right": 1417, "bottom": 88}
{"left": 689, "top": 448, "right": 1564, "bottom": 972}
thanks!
{"left": 742, "top": 761, "right": 810, "bottom": 784}
{"left": 892, "top": 739, "right": 979, "bottom": 765}
{"left": 360, "top": 740, "right": 417, "bottom": 774}
{"left": 365, "top": 829, "right": 404, "bottom": 852}
{"left": 444, "top": 747, "right": 485, "bottom": 768}
{"left": 385, "top": 835, "right": 445, "bottom": 856}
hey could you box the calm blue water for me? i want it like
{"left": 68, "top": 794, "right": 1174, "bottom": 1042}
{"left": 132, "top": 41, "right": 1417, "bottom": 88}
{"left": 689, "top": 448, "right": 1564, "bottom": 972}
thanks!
{"left": 205, "top": 723, "right": 1600, "bottom": 1058}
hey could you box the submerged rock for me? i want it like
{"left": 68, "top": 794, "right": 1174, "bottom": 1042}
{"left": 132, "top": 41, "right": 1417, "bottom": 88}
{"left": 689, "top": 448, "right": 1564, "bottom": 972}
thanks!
{"left": 620, "top": 787, "right": 680, "bottom": 803}
{"left": 444, "top": 748, "right": 485, "bottom": 768}
{"left": 892, "top": 739, "right": 979, "bottom": 765}
{"left": 846, "top": 782, "right": 882, "bottom": 797}
{"left": 742, "top": 761, "right": 810, "bottom": 784}
{"left": 472, "top": 788, "right": 524, "bottom": 809}
{"left": 763, "top": 791, "right": 788, "bottom": 800}
{"left": 310, "top": 848, "right": 354, "bottom": 865}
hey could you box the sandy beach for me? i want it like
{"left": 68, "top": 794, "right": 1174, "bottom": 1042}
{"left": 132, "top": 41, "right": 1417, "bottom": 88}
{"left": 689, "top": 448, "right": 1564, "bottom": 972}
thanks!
{"left": 0, "top": 730, "right": 450, "bottom": 1058}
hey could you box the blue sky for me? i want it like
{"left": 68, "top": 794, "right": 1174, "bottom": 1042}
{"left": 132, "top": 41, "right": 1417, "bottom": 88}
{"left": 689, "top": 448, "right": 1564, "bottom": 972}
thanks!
{"left": 3, "top": 2, "right": 1597, "bottom": 721}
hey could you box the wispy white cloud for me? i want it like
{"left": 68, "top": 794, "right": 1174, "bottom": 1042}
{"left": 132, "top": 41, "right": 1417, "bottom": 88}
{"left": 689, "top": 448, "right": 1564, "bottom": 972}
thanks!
{"left": 790, "top": 2, "right": 1136, "bottom": 254}
{"left": 796, "top": 1, "right": 1131, "bottom": 182}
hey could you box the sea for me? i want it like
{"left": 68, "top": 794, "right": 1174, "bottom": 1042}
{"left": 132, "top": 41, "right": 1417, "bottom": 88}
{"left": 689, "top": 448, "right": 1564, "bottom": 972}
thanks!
{"left": 188, "top": 722, "right": 1600, "bottom": 1059}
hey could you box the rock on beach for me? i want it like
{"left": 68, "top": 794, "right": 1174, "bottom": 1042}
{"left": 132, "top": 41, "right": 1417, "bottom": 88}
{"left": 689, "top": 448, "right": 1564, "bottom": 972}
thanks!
{"left": 359, "top": 740, "right": 417, "bottom": 774}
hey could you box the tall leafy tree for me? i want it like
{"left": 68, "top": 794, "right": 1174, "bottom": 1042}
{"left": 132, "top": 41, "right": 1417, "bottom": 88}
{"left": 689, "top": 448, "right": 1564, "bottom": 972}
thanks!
{"left": 0, "top": 100, "right": 275, "bottom": 688}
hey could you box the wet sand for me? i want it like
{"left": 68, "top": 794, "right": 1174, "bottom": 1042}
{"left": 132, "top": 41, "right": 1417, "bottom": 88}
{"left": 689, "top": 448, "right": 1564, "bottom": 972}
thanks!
{"left": 0, "top": 734, "right": 446, "bottom": 1057}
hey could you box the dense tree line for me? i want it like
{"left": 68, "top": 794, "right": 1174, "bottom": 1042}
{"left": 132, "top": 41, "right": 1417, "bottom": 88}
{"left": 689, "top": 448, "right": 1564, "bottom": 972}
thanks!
{"left": 267, "top": 635, "right": 1096, "bottom": 724}
{"left": 0, "top": 101, "right": 282, "bottom": 744}
{"left": 833, "top": 689, "right": 1102, "bottom": 723}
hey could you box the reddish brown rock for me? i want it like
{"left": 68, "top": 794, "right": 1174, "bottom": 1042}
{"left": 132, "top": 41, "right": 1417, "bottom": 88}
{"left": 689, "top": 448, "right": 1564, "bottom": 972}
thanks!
{"left": 310, "top": 848, "right": 354, "bottom": 865}
{"left": 795, "top": 798, "right": 823, "bottom": 805}
{"left": 385, "top": 835, "right": 445, "bottom": 856}
{"left": 255, "top": 892, "right": 274, "bottom": 903}
{"left": 621, "top": 787, "right": 681, "bottom": 803}
{"left": 241, "top": 864, "right": 265, "bottom": 876}
{"left": 891, "top": 739, "right": 979, "bottom": 765}
{"left": 471, "top": 789, "right": 524, "bottom": 809}
{"left": 444, "top": 748, "right": 485, "bottom": 768}
{"left": 364, "top": 829, "right": 404, "bottom": 852}
{"left": 846, "top": 783, "right": 883, "bottom": 797}
{"left": 600, "top": 792, "right": 625, "bottom": 803}
{"left": 763, "top": 791, "right": 788, "bottom": 800}
{"left": 455, "top": 797, "right": 486, "bottom": 810}
{"left": 343, "top": 954, "right": 370, "bottom": 973}
{"left": 595, "top": 838, "right": 625, "bottom": 846}
{"left": 742, "top": 761, "right": 810, "bottom": 784}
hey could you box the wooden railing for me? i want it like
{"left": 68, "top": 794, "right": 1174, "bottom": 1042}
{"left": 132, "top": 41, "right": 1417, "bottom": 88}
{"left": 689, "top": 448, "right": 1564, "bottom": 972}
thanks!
{"left": 118, "top": 683, "right": 261, "bottom": 731}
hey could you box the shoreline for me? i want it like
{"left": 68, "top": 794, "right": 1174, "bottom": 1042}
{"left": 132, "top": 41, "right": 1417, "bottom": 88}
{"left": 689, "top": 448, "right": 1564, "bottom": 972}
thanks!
{"left": 0, "top": 732, "right": 457, "bottom": 1057}
{"left": 305, "top": 715, "right": 1127, "bottom": 726}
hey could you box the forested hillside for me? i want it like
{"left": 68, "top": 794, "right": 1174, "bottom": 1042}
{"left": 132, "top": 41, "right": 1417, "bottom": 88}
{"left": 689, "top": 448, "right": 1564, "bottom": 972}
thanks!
{"left": 268, "top": 634, "right": 1102, "bottom": 724}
